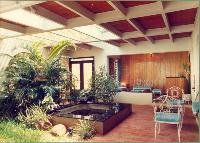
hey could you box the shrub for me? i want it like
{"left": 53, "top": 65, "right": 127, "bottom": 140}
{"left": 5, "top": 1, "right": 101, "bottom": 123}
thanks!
{"left": 90, "top": 66, "right": 119, "bottom": 103}
{"left": 0, "top": 95, "right": 19, "bottom": 119}
{"left": 73, "top": 120, "right": 96, "bottom": 140}
{"left": 17, "top": 105, "right": 51, "bottom": 129}
{"left": 42, "top": 95, "right": 60, "bottom": 111}
{"left": 69, "top": 89, "right": 80, "bottom": 104}
{"left": 0, "top": 41, "right": 76, "bottom": 118}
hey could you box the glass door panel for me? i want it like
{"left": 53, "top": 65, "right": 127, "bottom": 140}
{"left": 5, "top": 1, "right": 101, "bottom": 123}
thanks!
{"left": 71, "top": 64, "right": 80, "bottom": 90}
{"left": 83, "top": 63, "right": 93, "bottom": 89}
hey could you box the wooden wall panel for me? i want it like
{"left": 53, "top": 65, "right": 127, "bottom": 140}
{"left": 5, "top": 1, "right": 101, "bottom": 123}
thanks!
{"left": 113, "top": 51, "right": 189, "bottom": 93}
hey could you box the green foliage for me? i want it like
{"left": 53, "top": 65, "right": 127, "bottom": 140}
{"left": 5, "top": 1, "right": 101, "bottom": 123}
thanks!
{"left": 0, "top": 120, "right": 44, "bottom": 142}
{"left": 42, "top": 95, "right": 60, "bottom": 110}
{"left": 42, "top": 95, "right": 54, "bottom": 106}
{"left": 90, "top": 66, "right": 119, "bottom": 103}
{"left": 47, "top": 41, "right": 77, "bottom": 63}
{"left": 69, "top": 89, "right": 81, "bottom": 104}
{"left": 182, "top": 61, "right": 190, "bottom": 71}
{"left": 0, "top": 40, "right": 76, "bottom": 118}
{"left": 17, "top": 105, "right": 51, "bottom": 129}
{"left": 181, "top": 61, "right": 190, "bottom": 79}
{"left": 73, "top": 120, "right": 95, "bottom": 140}
{"left": 0, "top": 96, "right": 19, "bottom": 119}
{"left": 0, "top": 120, "right": 75, "bottom": 142}
{"left": 69, "top": 89, "right": 94, "bottom": 104}
{"left": 69, "top": 66, "right": 119, "bottom": 104}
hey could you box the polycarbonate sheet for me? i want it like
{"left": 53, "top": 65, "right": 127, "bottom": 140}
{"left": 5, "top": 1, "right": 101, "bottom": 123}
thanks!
{"left": 52, "top": 29, "right": 97, "bottom": 43}
{"left": 88, "top": 41, "right": 118, "bottom": 49}
{"left": 0, "top": 9, "right": 64, "bottom": 30}
{"left": 17, "top": 35, "right": 55, "bottom": 45}
{"left": 0, "top": 28, "right": 22, "bottom": 37}
{"left": 73, "top": 24, "right": 120, "bottom": 41}
{"left": 33, "top": 32, "right": 80, "bottom": 44}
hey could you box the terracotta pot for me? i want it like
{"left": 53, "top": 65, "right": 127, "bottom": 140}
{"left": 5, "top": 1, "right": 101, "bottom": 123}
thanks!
{"left": 35, "top": 120, "right": 52, "bottom": 130}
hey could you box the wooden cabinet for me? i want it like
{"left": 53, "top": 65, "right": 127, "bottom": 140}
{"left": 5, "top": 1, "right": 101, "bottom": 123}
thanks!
{"left": 166, "top": 77, "right": 189, "bottom": 94}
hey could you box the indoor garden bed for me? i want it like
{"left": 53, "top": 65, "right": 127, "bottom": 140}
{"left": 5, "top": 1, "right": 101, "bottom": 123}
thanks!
{"left": 50, "top": 103, "right": 132, "bottom": 135}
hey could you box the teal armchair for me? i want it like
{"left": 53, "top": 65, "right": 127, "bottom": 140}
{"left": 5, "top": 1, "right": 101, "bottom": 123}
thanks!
{"left": 153, "top": 94, "right": 184, "bottom": 142}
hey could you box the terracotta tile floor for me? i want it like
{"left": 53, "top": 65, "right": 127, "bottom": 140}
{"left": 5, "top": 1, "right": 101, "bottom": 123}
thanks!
{"left": 91, "top": 105, "right": 199, "bottom": 142}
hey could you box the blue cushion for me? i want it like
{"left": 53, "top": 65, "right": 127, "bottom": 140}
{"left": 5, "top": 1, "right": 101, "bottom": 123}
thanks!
{"left": 153, "top": 89, "right": 161, "bottom": 91}
{"left": 167, "top": 100, "right": 184, "bottom": 105}
{"left": 132, "top": 89, "right": 144, "bottom": 93}
{"left": 155, "top": 112, "right": 181, "bottom": 122}
{"left": 192, "top": 102, "right": 199, "bottom": 113}
{"left": 152, "top": 89, "right": 162, "bottom": 94}
{"left": 132, "top": 87, "right": 151, "bottom": 90}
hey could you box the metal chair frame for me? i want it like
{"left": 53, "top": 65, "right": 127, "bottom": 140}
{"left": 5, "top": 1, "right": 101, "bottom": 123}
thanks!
{"left": 153, "top": 93, "right": 184, "bottom": 142}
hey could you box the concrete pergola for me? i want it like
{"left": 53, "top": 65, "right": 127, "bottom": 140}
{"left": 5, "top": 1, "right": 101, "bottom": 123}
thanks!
{"left": 0, "top": 1, "right": 198, "bottom": 47}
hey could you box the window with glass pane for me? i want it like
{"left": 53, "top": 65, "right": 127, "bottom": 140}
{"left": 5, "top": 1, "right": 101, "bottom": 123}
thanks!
{"left": 70, "top": 57, "right": 94, "bottom": 90}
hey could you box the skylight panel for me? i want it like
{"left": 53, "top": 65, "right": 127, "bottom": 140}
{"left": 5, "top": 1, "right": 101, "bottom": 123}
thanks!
{"left": 33, "top": 32, "right": 80, "bottom": 44}
{"left": 0, "top": 9, "right": 64, "bottom": 30}
{"left": 73, "top": 24, "right": 120, "bottom": 41}
{"left": 18, "top": 35, "right": 55, "bottom": 45}
{"left": 88, "top": 41, "right": 118, "bottom": 49}
{"left": 0, "top": 28, "right": 22, "bottom": 37}
{"left": 52, "top": 29, "right": 97, "bottom": 43}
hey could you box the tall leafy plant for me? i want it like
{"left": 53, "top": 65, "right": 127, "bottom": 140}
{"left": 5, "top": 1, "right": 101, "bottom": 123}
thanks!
{"left": 47, "top": 41, "right": 75, "bottom": 62}
{"left": 90, "top": 66, "right": 119, "bottom": 103}
{"left": 0, "top": 40, "right": 76, "bottom": 118}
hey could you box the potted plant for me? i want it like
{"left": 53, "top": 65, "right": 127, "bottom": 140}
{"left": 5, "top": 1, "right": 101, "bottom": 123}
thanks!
{"left": 182, "top": 61, "right": 190, "bottom": 79}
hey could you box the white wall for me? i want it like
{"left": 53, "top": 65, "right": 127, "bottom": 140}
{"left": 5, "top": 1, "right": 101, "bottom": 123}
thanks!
{"left": 71, "top": 38, "right": 192, "bottom": 72}
{"left": 0, "top": 38, "right": 52, "bottom": 70}
{"left": 114, "top": 92, "right": 152, "bottom": 105}
{"left": 0, "top": 38, "right": 28, "bottom": 71}
{"left": 191, "top": 11, "right": 199, "bottom": 101}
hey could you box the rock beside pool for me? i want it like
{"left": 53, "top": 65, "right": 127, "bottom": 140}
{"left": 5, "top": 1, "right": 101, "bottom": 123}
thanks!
{"left": 50, "top": 124, "right": 67, "bottom": 136}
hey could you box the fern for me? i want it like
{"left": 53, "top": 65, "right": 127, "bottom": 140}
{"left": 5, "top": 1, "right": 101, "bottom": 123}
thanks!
{"left": 47, "top": 41, "right": 76, "bottom": 63}
{"left": 0, "top": 40, "right": 75, "bottom": 118}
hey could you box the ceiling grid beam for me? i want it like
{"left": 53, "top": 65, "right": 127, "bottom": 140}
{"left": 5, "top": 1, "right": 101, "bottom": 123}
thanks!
{"left": 0, "top": 21, "right": 26, "bottom": 33}
{"left": 0, "top": 1, "right": 198, "bottom": 46}
{"left": 26, "top": 5, "right": 68, "bottom": 26}
{"left": 108, "top": 1, "right": 154, "bottom": 44}
{"left": 55, "top": 1, "right": 95, "bottom": 21}
{"left": 0, "top": 1, "right": 44, "bottom": 14}
{"left": 122, "top": 24, "right": 194, "bottom": 39}
{"left": 105, "top": 1, "right": 137, "bottom": 45}
{"left": 159, "top": 1, "right": 173, "bottom": 42}
{"left": 0, "top": 20, "right": 43, "bottom": 34}
{"left": 55, "top": 1, "right": 135, "bottom": 46}
{"left": 95, "top": 1, "right": 199, "bottom": 24}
